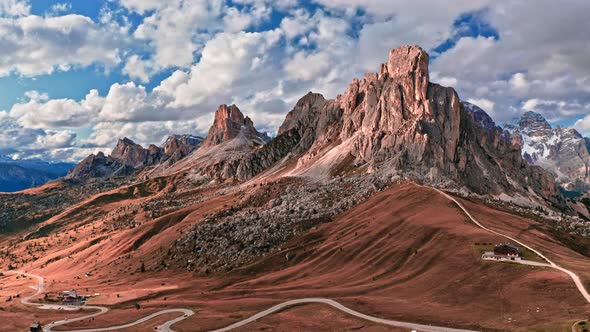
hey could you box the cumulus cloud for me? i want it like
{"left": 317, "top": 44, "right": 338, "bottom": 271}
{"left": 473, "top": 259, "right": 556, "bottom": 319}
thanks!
{"left": 4, "top": 0, "right": 590, "bottom": 162}
{"left": 88, "top": 118, "right": 212, "bottom": 148}
{"left": 36, "top": 129, "right": 76, "bottom": 149}
{"left": 0, "top": 0, "right": 30, "bottom": 17}
{"left": 122, "top": 55, "right": 151, "bottom": 83}
{"left": 430, "top": 1, "right": 590, "bottom": 123}
{"left": 522, "top": 99, "right": 590, "bottom": 122}
{"left": 171, "top": 30, "right": 283, "bottom": 108}
{"left": 10, "top": 90, "right": 103, "bottom": 128}
{"left": 49, "top": 2, "right": 71, "bottom": 15}
{"left": 284, "top": 51, "right": 331, "bottom": 81}
{"left": 0, "top": 13, "right": 127, "bottom": 77}
{"left": 0, "top": 115, "right": 81, "bottom": 161}
{"left": 117, "top": 0, "right": 160, "bottom": 14}
{"left": 130, "top": 0, "right": 225, "bottom": 71}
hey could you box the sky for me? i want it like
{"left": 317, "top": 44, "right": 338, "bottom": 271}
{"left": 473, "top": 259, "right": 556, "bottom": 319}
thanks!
{"left": 0, "top": 0, "right": 589, "bottom": 162}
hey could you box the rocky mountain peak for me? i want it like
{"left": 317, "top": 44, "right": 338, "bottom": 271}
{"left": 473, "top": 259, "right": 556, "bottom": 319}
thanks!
{"left": 232, "top": 44, "right": 556, "bottom": 200}
{"left": 110, "top": 137, "right": 150, "bottom": 168}
{"left": 383, "top": 45, "right": 429, "bottom": 103}
{"left": 502, "top": 111, "right": 590, "bottom": 191}
{"left": 517, "top": 111, "right": 552, "bottom": 134}
{"left": 202, "top": 104, "right": 269, "bottom": 147}
{"left": 278, "top": 92, "right": 326, "bottom": 135}
{"left": 163, "top": 134, "right": 203, "bottom": 160}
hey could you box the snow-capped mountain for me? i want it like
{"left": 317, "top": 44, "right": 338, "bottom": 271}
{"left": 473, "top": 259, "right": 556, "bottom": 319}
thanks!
{"left": 504, "top": 111, "right": 590, "bottom": 192}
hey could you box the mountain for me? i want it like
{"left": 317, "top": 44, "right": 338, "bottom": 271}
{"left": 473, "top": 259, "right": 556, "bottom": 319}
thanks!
{"left": 68, "top": 135, "right": 203, "bottom": 179}
{"left": 504, "top": 111, "right": 590, "bottom": 192}
{"left": 68, "top": 104, "right": 272, "bottom": 181}
{"left": 201, "top": 104, "right": 270, "bottom": 147}
{"left": 0, "top": 157, "right": 74, "bottom": 192}
{"left": 212, "top": 46, "right": 556, "bottom": 201}
{"left": 153, "top": 104, "right": 272, "bottom": 178}
{"left": 3, "top": 45, "right": 590, "bottom": 332}
{"left": 163, "top": 134, "right": 203, "bottom": 161}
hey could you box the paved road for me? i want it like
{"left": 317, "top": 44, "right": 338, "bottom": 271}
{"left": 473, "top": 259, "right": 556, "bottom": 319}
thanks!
{"left": 207, "top": 298, "right": 478, "bottom": 332}
{"left": 431, "top": 187, "right": 590, "bottom": 304}
{"left": 4, "top": 270, "right": 479, "bottom": 332}
{"left": 4, "top": 271, "right": 194, "bottom": 332}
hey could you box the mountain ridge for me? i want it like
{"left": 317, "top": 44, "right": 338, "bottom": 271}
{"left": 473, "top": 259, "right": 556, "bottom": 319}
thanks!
{"left": 64, "top": 45, "right": 561, "bottom": 206}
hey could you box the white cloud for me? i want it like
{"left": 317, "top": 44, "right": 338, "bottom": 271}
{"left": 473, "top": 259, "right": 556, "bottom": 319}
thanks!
{"left": 284, "top": 51, "right": 331, "bottom": 81}
{"left": 171, "top": 29, "right": 283, "bottom": 108}
{"left": 153, "top": 70, "right": 189, "bottom": 96}
{"left": 0, "top": 14, "right": 126, "bottom": 77}
{"left": 521, "top": 99, "right": 590, "bottom": 122}
{"left": 49, "top": 2, "right": 71, "bottom": 15}
{"left": 4, "top": 0, "right": 590, "bottom": 163}
{"left": 36, "top": 129, "right": 76, "bottom": 148}
{"left": 131, "top": 0, "right": 225, "bottom": 70}
{"left": 468, "top": 98, "right": 495, "bottom": 113}
{"left": 223, "top": 4, "right": 270, "bottom": 32}
{"left": 431, "top": 1, "right": 590, "bottom": 124}
{"left": 575, "top": 116, "right": 590, "bottom": 134}
{"left": 99, "top": 82, "right": 168, "bottom": 122}
{"left": 510, "top": 72, "right": 527, "bottom": 89}
{"left": 10, "top": 89, "right": 104, "bottom": 128}
{"left": 0, "top": 0, "right": 30, "bottom": 17}
{"left": 88, "top": 118, "right": 212, "bottom": 148}
{"left": 123, "top": 55, "right": 151, "bottom": 83}
{"left": 0, "top": 115, "right": 81, "bottom": 161}
{"left": 118, "top": 0, "right": 161, "bottom": 14}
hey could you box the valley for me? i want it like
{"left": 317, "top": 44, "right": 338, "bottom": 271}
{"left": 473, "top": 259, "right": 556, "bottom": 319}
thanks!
{"left": 1, "top": 183, "right": 589, "bottom": 331}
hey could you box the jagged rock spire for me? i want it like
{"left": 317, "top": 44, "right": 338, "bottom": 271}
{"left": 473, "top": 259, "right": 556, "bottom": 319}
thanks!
{"left": 202, "top": 104, "right": 269, "bottom": 147}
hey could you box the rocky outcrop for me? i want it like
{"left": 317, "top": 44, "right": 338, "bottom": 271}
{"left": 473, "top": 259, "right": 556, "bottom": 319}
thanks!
{"left": 202, "top": 104, "right": 270, "bottom": 147}
{"left": 196, "top": 92, "right": 331, "bottom": 181}
{"left": 67, "top": 152, "right": 132, "bottom": 179}
{"left": 221, "top": 45, "right": 557, "bottom": 201}
{"left": 69, "top": 45, "right": 559, "bottom": 203}
{"left": 505, "top": 111, "right": 590, "bottom": 192}
{"left": 69, "top": 136, "right": 202, "bottom": 179}
{"left": 110, "top": 138, "right": 153, "bottom": 168}
{"left": 163, "top": 135, "right": 203, "bottom": 162}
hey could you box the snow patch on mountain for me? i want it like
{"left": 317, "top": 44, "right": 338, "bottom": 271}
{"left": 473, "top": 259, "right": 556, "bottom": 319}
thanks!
{"left": 503, "top": 111, "right": 590, "bottom": 191}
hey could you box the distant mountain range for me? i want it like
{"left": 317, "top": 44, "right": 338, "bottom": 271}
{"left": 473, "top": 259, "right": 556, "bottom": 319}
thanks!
{"left": 0, "top": 157, "right": 75, "bottom": 192}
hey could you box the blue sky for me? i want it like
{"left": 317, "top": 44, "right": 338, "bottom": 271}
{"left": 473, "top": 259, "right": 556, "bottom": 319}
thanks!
{"left": 0, "top": 0, "right": 589, "bottom": 162}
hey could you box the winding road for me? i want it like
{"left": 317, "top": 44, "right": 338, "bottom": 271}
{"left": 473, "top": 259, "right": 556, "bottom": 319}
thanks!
{"left": 4, "top": 271, "right": 194, "bottom": 332}
{"left": 3, "top": 186, "right": 588, "bottom": 331}
{"left": 207, "top": 298, "right": 477, "bottom": 332}
{"left": 4, "top": 270, "right": 479, "bottom": 332}
{"left": 432, "top": 187, "right": 590, "bottom": 304}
